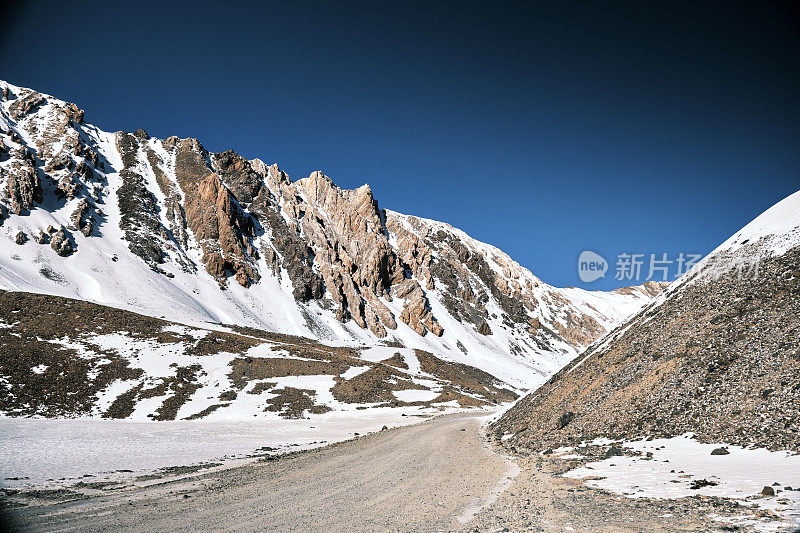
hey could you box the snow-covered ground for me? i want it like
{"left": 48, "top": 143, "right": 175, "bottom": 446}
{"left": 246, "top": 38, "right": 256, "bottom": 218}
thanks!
{"left": 0, "top": 407, "right": 482, "bottom": 490}
{"left": 558, "top": 434, "right": 800, "bottom": 532}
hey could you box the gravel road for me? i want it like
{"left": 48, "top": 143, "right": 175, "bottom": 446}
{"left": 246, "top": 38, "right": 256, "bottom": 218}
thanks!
{"left": 4, "top": 413, "right": 517, "bottom": 532}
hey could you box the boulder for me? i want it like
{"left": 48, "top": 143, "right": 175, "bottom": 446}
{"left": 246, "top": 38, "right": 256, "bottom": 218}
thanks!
{"left": 50, "top": 227, "right": 74, "bottom": 257}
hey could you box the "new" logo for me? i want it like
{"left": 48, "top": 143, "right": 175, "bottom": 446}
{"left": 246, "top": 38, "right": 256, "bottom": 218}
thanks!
{"left": 578, "top": 250, "right": 608, "bottom": 283}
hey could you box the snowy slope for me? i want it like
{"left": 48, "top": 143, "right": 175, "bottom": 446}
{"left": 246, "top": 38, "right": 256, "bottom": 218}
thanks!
{"left": 713, "top": 189, "right": 800, "bottom": 258}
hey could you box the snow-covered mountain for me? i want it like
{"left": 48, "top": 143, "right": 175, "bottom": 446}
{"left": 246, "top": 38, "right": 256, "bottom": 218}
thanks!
{"left": 0, "top": 80, "right": 663, "bottom": 391}
{"left": 493, "top": 188, "right": 800, "bottom": 451}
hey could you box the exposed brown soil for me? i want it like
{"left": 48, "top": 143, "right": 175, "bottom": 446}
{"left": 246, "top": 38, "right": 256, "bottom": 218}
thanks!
{"left": 263, "top": 387, "right": 332, "bottom": 418}
{"left": 415, "top": 350, "right": 518, "bottom": 405}
{"left": 0, "top": 290, "right": 517, "bottom": 421}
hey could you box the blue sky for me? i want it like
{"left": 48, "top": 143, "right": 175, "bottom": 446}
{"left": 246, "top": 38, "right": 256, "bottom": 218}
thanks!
{"left": 1, "top": 0, "right": 798, "bottom": 290}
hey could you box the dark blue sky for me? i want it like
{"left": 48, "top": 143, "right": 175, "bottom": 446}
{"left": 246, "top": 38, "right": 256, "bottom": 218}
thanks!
{"left": 2, "top": 1, "right": 798, "bottom": 289}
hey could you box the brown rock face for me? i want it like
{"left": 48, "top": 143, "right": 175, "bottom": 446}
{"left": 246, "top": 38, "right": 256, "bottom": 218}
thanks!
{"left": 613, "top": 280, "right": 669, "bottom": 298}
{"left": 63, "top": 102, "right": 84, "bottom": 125}
{"left": 171, "top": 138, "right": 259, "bottom": 287}
{"left": 249, "top": 164, "right": 323, "bottom": 302}
{"left": 8, "top": 90, "right": 46, "bottom": 121}
{"left": 385, "top": 212, "right": 668, "bottom": 353}
{"left": 254, "top": 167, "right": 436, "bottom": 337}
{"left": 294, "top": 175, "right": 404, "bottom": 332}
{"left": 546, "top": 291, "right": 606, "bottom": 347}
{"left": 212, "top": 150, "right": 262, "bottom": 205}
{"left": 394, "top": 279, "right": 443, "bottom": 336}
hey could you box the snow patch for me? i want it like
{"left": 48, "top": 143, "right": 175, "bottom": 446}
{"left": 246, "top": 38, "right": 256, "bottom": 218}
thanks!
{"left": 341, "top": 366, "right": 371, "bottom": 380}
{"left": 392, "top": 389, "right": 440, "bottom": 402}
{"left": 563, "top": 434, "right": 800, "bottom": 531}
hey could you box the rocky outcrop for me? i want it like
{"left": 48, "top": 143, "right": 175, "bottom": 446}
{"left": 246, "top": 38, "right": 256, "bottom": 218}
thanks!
{"left": 247, "top": 161, "right": 427, "bottom": 336}
{"left": 147, "top": 147, "right": 184, "bottom": 235}
{"left": 6, "top": 147, "right": 41, "bottom": 214}
{"left": 546, "top": 291, "right": 607, "bottom": 347}
{"left": 170, "top": 138, "right": 259, "bottom": 287}
{"left": 612, "top": 280, "right": 668, "bottom": 298}
{"left": 8, "top": 90, "right": 45, "bottom": 121}
{"left": 212, "top": 149, "right": 262, "bottom": 205}
{"left": 70, "top": 197, "right": 94, "bottom": 237}
{"left": 298, "top": 176, "right": 403, "bottom": 332}
{"left": 50, "top": 226, "right": 74, "bottom": 256}
{"left": 394, "top": 279, "right": 443, "bottom": 336}
{"left": 141, "top": 144, "right": 195, "bottom": 273}
{"left": 386, "top": 214, "right": 577, "bottom": 349}
{"left": 1, "top": 84, "right": 104, "bottom": 245}
{"left": 33, "top": 97, "right": 97, "bottom": 200}
{"left": 63, "top": 102, "right": 84, "bottom": 125}
{"left": 249, "top": 163, "right": 323, "bottom": 302}
{"left": 254, "top": 165, "right": 411, "bottom": 335}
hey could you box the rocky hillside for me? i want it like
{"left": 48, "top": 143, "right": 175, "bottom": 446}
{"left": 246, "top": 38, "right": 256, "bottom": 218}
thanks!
{"left": 0, "top": 289, "right": 516, "bottom": 421}
{"left": 0, "top": 80, "right": 662, "bottom": 391}
{"left": 492, "top": 189, "right": 800, "bottom": 452}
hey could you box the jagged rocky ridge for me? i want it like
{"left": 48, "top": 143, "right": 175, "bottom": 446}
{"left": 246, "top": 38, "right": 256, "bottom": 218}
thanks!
{"left": 0, "top": 80, "right": 664, "bottom": 391}
{"left": 492, "top": 189, "right": 800, "bottom": 452}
